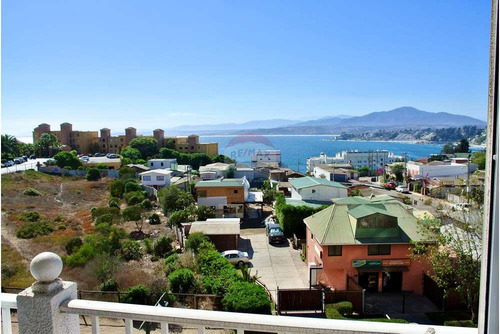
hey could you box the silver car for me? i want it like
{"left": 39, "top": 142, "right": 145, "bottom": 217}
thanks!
{"left": 221, "top": 250, "right": 249, "bottom": 267}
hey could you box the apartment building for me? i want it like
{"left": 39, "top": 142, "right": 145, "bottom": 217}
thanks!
{"left": 174, "top": 135, "right": 219, "bottom": 155}
{"left": 307, "top": 151, "right": 402, "bottom": 172}
{"left": 33, "top": 123, "right": 219, "bottom": 156}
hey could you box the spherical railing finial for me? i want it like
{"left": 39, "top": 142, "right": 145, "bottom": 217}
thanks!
{"left": 30, "top": 252, "right": 63, "bottom": 283}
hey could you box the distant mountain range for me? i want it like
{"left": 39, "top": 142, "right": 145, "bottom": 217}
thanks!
{"left": 165, "top": 107, "right": 486, "bottom": 136}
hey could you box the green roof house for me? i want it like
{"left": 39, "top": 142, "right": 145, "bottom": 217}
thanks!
{"left": 304, "top": 195, "right": 433, "bottom": 294}
{"left": 289, "top": 176, "right": 348, "bottom": 203}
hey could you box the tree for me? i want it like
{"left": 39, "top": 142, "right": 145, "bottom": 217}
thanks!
{"left": 222, "top": 281, "right": 271, "bottom": 314}
{"left": 226, "top": 165, "right": 236, "bottom": 178}
{"left": 34, "top": 133, "right": 61, "bottom": 157}
{"left": 1, "top": 134, "right": 19, "bottom": 160}
{"left": 391, "top": 164, "right": 404, "bottom": 182}
{"left": 196, "top": 205, "right": 216, "bottom": 221}
{"left": 358, "top": 166, "right": 370, "bottom": 177}
{"left": 348, "top": 188, "right": 364, "bottom": 197}
{"left": 110, "top": 179, "right": 125, "bottom": 198}
{"left": 158, "top": 186, "right": 195, "bottom": 215}
{"left": 471, "top": 151, "right": 486, "bottom": 170}
{"left": 168, "top": 268, "right": 195, "bottom": 293}
{"left": 454, "top": 138, "right": 470, "bottom": 153}
{"left": 168, "top": 209, "right": 191, "bottom": 227}
{"left": 412, "top": 211, "right": 482, "bottom": 323}
{"left": 128, "top": 137, "right": 158, "bottom": 159}
{"left": 185, "top": 232, "right": 210, "bottom": 254}
{"left": 54, "top": 151, "right": 82, "bottom": 170}
{"left": 86, "top": 168, "right": 101, "bottom": 181}
{"left": 121, "top": 240, "right": 142, "bottom": 261}
{"left": 153, "top": 235, "right": 173, "bottom": 257}
{"left": 122, "top": 205, "right": 145, "bottom": 231}
{"left": 118, "top": 166, "right": 136, "bottom": 180}
{"left": 121, "top": 147, "right": 142, "bottom": 163}
{"left": 441, "top": 143, "right": 456, "bottom": 155}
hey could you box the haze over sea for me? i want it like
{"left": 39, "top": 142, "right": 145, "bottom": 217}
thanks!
{"left": 202, "top": 135, "right": 480, "bottom": 173}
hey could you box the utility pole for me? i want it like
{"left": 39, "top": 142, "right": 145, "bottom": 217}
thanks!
{"left": 466, "top": 153, "right": 471, "bottom": 204}
{"left": 403, "top": 152, "right": 407, "bottom": 185}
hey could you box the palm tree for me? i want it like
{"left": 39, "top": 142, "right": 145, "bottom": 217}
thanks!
{"left": 1, "top": 134, "right": 19, "bottom": 159}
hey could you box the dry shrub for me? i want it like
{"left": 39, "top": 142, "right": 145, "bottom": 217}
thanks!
{"left": 177, "top": 251, "right": 196, "bottom": 272}
{"left": 113, "top": 262, "right": 150, "bottom": 290}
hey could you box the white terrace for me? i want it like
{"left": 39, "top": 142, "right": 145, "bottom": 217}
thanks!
{"left": 1, "top": 252, "right": 477, "bottom": 334}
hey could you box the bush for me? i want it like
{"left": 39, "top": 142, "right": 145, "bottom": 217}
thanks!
{"left": 424, "top": 198, "right": 433, "bottom": 206}
{"left": 124, "top": 180, "right": 142, "bottom": 193}
{"left": 413, "top": 184, "right": 421, "bottom": 193}
{"left": 16, "top": 221, "right": 54, "bottom": 239}
{"left": 168, "top": 268, "right": 195, "bottom": 293}
{"left": 86, "top": 168, "right": 101, "bottom": 181}
{"left": 325, "top": 305, "right": 343, "bottom": 319}
{"left": 158, "top": 186, "right": 195, "bottom": 215}
{"left": 274, "top": 194, "right": 323, "bottom": 236}
{"left": 143, "top": 238, "right": 153, "bottom": 254}
{"left": 222, "top": 281, "right": 271, "bottom": 314}
{"left": 109, "top": 200, "right": 120, "bottom": 209}
{"left": 23, "top": 188, "right": 41, "bottom": 196}
{"left": 17, "top": 210, "right": 42, "bottom": 222}
{"left": 99, "top": 279, "right": 118, "bottom": 292}
{"left": 91, "top": 207, "right": 120, "bottom": 220}
{"left": 444, "top": 320, "right": 476, "bottom": 327}
{"left": 185, "top": 232, "right": 210, "bottom": 254}
{"left": 96, "top": 213, "right": 114, "bottom": 225}
{"left": 196, "top": 205, "right": 216, "bottom": 221}
{"left": 153, "top": 235, "right": 173, "bottom": 257}
{"left": 124, "top": 190, "right": 145, "bottom": 205}
{"left": 329, "top": 301, "right": 353, "bottom": 316}
{"left": 121, "top": 240, "right": 142, "bottom": 261}
{"left": 148, "top": 213, "right": 161, "bottom": 225}
{"left": 168, "top": 209, "right": 191, "bottom": 227}
{"left": 164, "top": 253, "right": 179, "bottom": 275}
{"left": 118, "top": 167, "right": 136, "bottom": 180}
{"left": 53, "top": 215, "right": 66, "bottom": 222}
{"left": 54, "top": 151, "right": 82, "bottom": 170}
{"left": 362, "top": 318, "right": 409, "bottom": 323}
{"left": 110, "top": 179, "right": 125, "bottom": 198}
{"left": 96, "top": 163, "right": 109, "bottom": 170}
{"left": 63, "top": 166, "right": 72, "bottom": 170}
{"left": 141, "top": 199, "right": 152, "bottom": 209}
{"left": 122, "top": 205, "right": 144, "bottom": 222}
{"left": 121, "top": 285, "right": 150, "bottom": 305}
{"left": 65, "top": 237, "right": 83, "bottom": 255}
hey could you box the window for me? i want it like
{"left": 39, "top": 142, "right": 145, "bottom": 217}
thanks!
{"left": 234, "top": 189, "right": 238, "bottom": 194}
{"left": 143, "top": 176, "right": 151, "bottom": 181}
{"left": 312, "top": 189, "right": 316, "bottom": 193}
{"left": 328, "top": 245, "right": 342, "bottom": 256}
{"left": 368, "top": 245, "right": 391, "bottom": 255}
{"left": 156, "top": 176, "right": 164, "bottom": 181}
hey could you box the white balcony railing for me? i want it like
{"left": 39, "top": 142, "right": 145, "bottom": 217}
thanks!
{"left": 0, "top": 252, "right": 478, "bottom": 334}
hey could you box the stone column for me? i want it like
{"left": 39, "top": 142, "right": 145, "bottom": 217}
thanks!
{"left": 17, "top": 252, "right": 80, "bottom": 334}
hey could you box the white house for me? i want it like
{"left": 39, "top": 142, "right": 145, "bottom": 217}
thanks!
{"left": 307, "top": 151, "right": 402, "bottom": 172}
{"left": 289, "top": 176, "right": 348, "bottom": 202}
{"left": 199, "top": 163, "right": 233, "bottom": 180}
{"left": 407, "top": 161, "right": 478, "bottom": 178}
{"left": 148, "top": 159, "right": 177, "bottom": 170}
{"left": 139, "top": 169, "right": 172, "bottom": 189}
{"left": 313, "top": 164, "right": 359, "bottom": 182}
{"left": 251, "top": 150, "right": 281, "bottom": 168}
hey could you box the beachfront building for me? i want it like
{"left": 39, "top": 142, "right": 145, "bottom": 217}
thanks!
{"left": 306, "top": 151, "right": 402, "bottom": 173}
{"left": 174, "top": 134, "right": 219, "bottom": 155}
{"left": 313, "top": 164, "right": 360, "bottom": 181}
{"left": 305, "top": 196, "right": 432, "bottom": 294}
{"left": 251, "top": 150, "right": 281, "bottom": 168}
{"left": 406, "top": 160, "right": 477, "bottom": 178}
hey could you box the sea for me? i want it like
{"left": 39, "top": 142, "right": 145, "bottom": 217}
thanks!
{"left": 200, "top": 135, "right": 481, "bottom": 173}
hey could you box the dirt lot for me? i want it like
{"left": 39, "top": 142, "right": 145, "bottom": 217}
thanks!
{"left": 1, "top": 170, "right": 171, "bottom": 289}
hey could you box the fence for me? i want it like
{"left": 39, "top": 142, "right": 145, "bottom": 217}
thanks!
{"left": 277, "top": 287, "right": 323, "bottom": 313}
{"left": 38, "top": 166, "right": 119, "bottom": 178}
{"left": 422, "top": 273, "right": 468, "bottom": 311}
{"left": 2, "top": 286, "right": 221, "bottom": 311}
{"left": 1, "top": 162, "right": 40, "bottom": 174}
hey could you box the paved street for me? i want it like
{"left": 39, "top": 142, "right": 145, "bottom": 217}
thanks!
{"left": 1, "top": 158, "right": 49, "bottom": 174}
{"left": 238, "top": 227, "right": 309, "bottom": 301}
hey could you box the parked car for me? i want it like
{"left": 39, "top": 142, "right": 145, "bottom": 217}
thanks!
{"left": 29, "top": 154, "right": 36, "bottom": 159}
{"left": 14, "top": 158, "right": 24, "bottom": 164}
{"left": 221, "top": 250, "right": 249, "bottom": 267}
{"left": 106, "top": 153, "right": 120, "bottom": 159}
{"left": 266, "top": 223, "right": 285, "bottom": 244}
{"left": 395, "top": 185, "right": 409, "bottom": 193}
{"left": 22, "top": 156, "right": 28, "bottom": 162}
{"left": 94, "top": 153, "right": 105, "bottom": 157}
{"left": 384, "top": 182, "right": 397, "bottom": 190}
{"left": 80, "top": 156, "right": 90, "bottom": 162}
{"left": 453, "top": 203, "right": 471, "bottom": 211}
{"left": 3, "top": 160, "right": 14, "bottom": 167}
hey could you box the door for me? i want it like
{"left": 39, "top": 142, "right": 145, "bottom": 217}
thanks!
{"left": 358, "top": 272, "right": 379, "bottom": 292}
{"left": 382, "top": 271, "right": 402, "bottom": 292}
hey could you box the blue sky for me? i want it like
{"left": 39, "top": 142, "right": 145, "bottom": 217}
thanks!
{"left": 2, "top": 1, "right": 492, "bottom": 139}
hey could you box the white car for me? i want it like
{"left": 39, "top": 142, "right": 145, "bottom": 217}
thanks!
{"left": 453, "top": 203, "right": 471, "bottom": 211}
{"left": 395, "top": 185, "right": 409, "bottom": 193}
{"left": 80, "top": 156, "right": 89, "bottom": 162}
{"left": 221, "top": 250, "right": 249, "bottom": 267}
